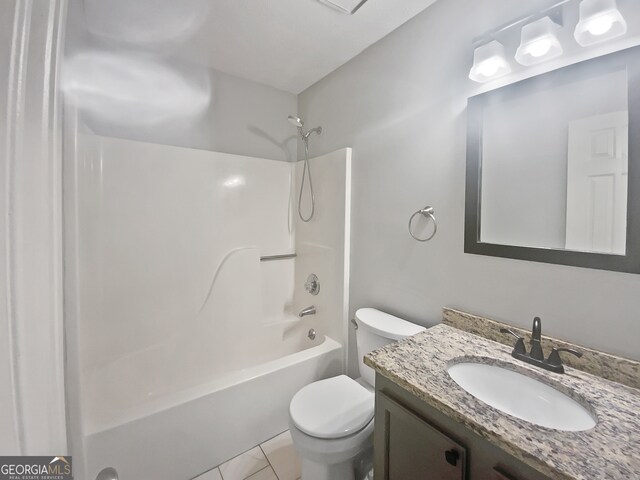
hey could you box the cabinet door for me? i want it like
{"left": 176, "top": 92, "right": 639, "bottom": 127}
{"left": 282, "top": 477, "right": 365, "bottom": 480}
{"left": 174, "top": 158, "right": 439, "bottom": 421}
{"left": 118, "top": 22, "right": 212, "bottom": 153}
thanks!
{"left": 375, "top": 392, "right": 467, "bottom": 480}
{"left": 492, "top": 465, "right": 538, "bottom": 480}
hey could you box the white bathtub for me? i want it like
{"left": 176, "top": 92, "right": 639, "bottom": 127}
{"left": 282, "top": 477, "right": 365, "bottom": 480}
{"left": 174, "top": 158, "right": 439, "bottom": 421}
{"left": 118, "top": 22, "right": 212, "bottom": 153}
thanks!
{"left": 81, "top": 335, "right": 343, "bottom": 480}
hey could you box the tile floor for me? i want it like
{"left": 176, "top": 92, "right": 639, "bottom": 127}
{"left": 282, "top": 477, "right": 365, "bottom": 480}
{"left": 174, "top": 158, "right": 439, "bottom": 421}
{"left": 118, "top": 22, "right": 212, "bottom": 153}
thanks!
{"left": 193, "top": 430, "right": 301, "bottom": 480}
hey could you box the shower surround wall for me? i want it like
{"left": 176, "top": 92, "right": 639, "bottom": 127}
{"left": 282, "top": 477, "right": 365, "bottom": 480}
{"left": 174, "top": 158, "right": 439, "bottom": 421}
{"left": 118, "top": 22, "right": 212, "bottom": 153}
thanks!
{"left": 298, "top": 0, "right": 640, "bottom": 370}
{"left": 294, "top": 148, "right": 352, "bottom": 352}
{"left": 63, "top": 132, "right": 350, "bottom": 479}
{"left": 71, "top": 134, "right": 295, "bottom": 425}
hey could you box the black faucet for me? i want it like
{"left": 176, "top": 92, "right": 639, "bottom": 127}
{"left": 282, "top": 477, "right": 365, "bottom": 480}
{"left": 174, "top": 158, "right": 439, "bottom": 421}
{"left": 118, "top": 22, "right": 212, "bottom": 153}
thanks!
{"left": 500, "top": 317, "right": 583, "bottom": 374}
{"left": 529, "top": 316, "right": 544, "bottom": 360}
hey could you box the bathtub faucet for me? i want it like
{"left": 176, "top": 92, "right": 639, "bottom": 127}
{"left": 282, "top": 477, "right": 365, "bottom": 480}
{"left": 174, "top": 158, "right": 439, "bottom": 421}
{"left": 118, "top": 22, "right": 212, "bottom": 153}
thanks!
{"left": 299, "top": 306, "right": 316, "bottom": 317}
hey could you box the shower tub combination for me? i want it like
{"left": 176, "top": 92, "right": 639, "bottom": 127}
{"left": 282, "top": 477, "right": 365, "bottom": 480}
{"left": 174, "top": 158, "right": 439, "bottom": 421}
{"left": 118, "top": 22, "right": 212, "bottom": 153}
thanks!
{"left": 64, "top": 134, "right": 351, "bottom": 479}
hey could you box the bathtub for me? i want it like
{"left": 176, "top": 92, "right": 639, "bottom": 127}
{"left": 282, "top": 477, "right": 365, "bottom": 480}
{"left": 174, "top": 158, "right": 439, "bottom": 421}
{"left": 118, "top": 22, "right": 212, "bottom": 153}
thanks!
{"left": 80, "top": 335, "right": 343, "bottom": 480}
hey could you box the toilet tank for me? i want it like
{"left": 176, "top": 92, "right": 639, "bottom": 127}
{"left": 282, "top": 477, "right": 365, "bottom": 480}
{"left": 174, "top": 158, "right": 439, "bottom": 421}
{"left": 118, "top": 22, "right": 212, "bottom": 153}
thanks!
{"left": 355, "top": 308, "right": 426, "bottom": 387}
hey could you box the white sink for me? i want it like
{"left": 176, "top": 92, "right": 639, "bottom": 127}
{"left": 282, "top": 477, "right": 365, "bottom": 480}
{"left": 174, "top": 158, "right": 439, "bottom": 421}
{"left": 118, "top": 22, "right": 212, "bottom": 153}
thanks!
{"left": 447, "top": 362, "right": 597, "bottom": 431}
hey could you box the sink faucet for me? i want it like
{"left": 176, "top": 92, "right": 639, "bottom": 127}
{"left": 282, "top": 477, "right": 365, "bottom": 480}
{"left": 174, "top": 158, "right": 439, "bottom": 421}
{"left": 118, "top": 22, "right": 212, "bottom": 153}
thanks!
{"left": 500, "top": 317, "right": 583, "bottom": 374}
{"left": 299, "top": 306, "right": 316, "bottom": 317}
{"left": 529, "top": 316, "right": 544, "bottom": 360}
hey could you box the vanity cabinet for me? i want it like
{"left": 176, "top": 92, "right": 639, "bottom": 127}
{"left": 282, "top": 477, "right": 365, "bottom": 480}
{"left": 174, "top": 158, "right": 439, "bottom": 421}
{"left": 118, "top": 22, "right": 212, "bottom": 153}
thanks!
{"left": 375, "top": 391, "right": 467, "bottom": 479}
{"left": 373, "top": 375, "right": 551, "bottom": 480}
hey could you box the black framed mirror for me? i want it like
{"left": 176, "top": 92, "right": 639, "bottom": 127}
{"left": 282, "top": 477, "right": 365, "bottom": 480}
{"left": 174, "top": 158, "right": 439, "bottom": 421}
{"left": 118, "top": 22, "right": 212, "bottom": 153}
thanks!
{"left": 465, "top": 45, "right": 640, "bottom": 273}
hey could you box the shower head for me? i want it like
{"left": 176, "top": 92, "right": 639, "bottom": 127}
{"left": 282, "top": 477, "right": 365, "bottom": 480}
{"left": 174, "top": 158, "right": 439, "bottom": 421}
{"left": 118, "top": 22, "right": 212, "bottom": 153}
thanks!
{"left": 288, "top": 115, "right": 322, "bottom": 140}
{"left": 288, "top": 115, "right": 304, "bottom": 128}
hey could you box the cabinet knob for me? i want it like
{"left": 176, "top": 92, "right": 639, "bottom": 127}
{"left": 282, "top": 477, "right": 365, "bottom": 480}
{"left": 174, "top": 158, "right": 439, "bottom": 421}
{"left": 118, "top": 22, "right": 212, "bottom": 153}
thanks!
{"left": 444, "top": 449, "right": 460, "bottom": 467}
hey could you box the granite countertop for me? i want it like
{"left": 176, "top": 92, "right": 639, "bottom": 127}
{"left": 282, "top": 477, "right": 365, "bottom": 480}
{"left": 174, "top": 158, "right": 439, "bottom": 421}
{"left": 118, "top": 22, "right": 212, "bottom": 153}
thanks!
{"left": 364, "top": 324, "right": 640, "bottom": 480}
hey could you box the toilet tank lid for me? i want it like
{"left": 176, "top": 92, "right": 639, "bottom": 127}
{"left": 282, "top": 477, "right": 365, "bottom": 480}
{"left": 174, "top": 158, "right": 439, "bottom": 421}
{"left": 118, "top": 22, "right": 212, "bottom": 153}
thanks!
{"left": 355, "top": 308, "right": 426, "bottom": 341}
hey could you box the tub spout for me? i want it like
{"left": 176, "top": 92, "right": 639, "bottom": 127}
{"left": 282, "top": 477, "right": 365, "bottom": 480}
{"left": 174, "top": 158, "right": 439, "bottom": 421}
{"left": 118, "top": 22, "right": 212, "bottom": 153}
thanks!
{"left": 299, "top": 306, "right": 316, "bottom": 317}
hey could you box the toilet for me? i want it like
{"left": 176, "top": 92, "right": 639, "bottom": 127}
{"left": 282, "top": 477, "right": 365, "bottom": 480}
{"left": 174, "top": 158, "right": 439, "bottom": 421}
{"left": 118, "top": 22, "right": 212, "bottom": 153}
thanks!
{"left": 289, "top": 308, "right": 426, "bottom": 480}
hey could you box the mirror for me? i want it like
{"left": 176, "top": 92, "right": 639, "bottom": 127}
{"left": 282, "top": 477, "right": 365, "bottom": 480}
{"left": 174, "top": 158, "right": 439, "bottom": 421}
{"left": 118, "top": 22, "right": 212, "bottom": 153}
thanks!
{"left": 465, "top": 46, "right": 640, "bottom": 273}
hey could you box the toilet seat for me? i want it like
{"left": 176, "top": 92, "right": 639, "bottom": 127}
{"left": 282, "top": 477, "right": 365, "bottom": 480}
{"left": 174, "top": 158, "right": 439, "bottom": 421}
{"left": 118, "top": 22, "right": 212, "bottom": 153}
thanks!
{"left": 289, "top": 375, "right": 374, "bottom": 440}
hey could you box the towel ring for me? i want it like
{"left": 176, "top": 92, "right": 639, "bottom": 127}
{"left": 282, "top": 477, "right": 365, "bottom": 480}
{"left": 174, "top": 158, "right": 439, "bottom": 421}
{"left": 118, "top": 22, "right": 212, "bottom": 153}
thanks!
{"left": 409, "top": 206, "right": 437, "bottom": 242}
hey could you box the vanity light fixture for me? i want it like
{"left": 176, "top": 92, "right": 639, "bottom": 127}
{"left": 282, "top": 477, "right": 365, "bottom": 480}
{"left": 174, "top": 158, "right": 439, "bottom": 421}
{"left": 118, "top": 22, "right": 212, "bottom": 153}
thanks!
{"left": 469, "top": 40, "right": 512, "bottom": 83}
{"left": 515, "top": 16, "right": 563, "bottom": 66}
{"left": 574, "top": 0, "right": 627, "bottom": 46}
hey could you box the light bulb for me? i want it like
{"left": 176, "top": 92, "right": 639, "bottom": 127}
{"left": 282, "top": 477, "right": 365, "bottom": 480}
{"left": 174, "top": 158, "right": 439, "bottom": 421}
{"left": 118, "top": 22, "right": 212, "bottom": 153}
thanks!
{"left": 477, "top": 58, "right": 500, "bottom": 77}
{"left": 586, "top": 15, "right": 614, "bottom": 35}
{"left": 527, "top": 39, "right": 552, "bottom": 58}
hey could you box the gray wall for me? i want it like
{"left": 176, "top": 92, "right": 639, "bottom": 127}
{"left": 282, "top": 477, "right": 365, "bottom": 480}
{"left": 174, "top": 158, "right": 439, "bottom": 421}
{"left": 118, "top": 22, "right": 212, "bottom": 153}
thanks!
{"left": 298, "top": 0, "right": 640, "bottom": 368}
{"left": 64, "top": 0, "right": 298, "bottom": 162}
{"left": 70, "top": 65, "right": 298, "bottom": 161}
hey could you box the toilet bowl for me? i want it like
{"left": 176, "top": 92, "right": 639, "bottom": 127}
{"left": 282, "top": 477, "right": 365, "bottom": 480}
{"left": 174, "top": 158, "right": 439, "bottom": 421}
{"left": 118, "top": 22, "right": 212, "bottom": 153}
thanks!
{"left": 289, "top": 375, "right": 374, "bottom": 480}
{"left": 288, "top": 308, "right": 425, "bottom": 480}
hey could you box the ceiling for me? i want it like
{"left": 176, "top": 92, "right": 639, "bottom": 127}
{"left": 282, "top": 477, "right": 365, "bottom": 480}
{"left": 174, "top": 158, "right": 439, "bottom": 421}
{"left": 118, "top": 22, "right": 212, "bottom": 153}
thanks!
{"left": 80, "top": 0, "right": 440, "bottom": 94}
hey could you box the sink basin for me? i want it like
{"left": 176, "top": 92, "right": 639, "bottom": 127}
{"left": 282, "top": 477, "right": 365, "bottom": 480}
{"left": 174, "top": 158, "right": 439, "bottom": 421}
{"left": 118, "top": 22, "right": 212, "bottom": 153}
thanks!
{"left": 447, "top": 362, "right": 597, "bottom": 431}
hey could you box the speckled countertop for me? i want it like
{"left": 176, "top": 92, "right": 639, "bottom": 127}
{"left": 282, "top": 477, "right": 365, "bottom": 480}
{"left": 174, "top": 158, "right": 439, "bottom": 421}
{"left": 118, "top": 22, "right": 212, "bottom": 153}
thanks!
{"left": 364, "top": 324, "right": 640, "bottom": 480}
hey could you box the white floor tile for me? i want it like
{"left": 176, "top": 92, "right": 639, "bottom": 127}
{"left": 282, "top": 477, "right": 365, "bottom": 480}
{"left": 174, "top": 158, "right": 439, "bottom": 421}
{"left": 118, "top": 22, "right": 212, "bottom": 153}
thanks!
{"left": 219, "top": 446, "right": 269, "bottom": 480}
{"left": 193, "top": 468, "right": 222, "bottom": 480}
{"left": 245, "top": 466, "right": 278, "bottom": 480}
{"left": 260, "top": 431, "right": 302, "bottom": 480}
